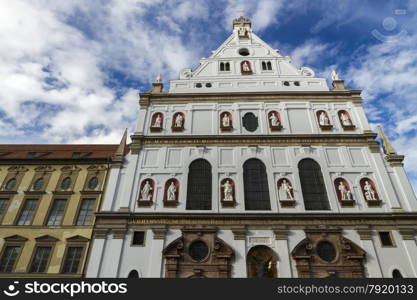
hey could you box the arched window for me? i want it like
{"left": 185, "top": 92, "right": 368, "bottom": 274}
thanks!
{"left": 298, "top": 159, "right": 330, "bottom": 210}
{"left": 5, "top": 178, "right": 17, "bottom": 190}
{"left": 186, "top": 159, "right": 212, "bottom": 210}
{"left": 267, "top": 61, "right": 272, "bottom": 70}
{"left": 243, "top": 159, "right": 270, "bottom": 210}
{"left": 225, "top": 62, "right": 230, "bottom": 71}
{"left": 60, "top": 177, "right": 72, "bottom": 190}
{"left": 392, "top": 269, "right": 403, "bottom": 278}
{"left": 247, "top": 245, "right": 277, "bottom": 278}
{"left": 128, "top": 270, "right": 139, "bottom": 278}
{"left": 33, "top": 178, "right": 44, "bottom": 190}
{"left": 242, "top": 112, "right": 258, "bottom": 132}
{"left": 261, "top": 61, "right": 267, "bottom": 70}
{"left": 88, "top": 176, "right": 99, "bottom": 190}
{"left": 220, "top": 62, "right": 225, "bottom": 71}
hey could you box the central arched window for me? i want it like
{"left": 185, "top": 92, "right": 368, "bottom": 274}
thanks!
{"left": 186, "top": 159, "right": 212, "bottom": 210}
{"left": 298, "top": 159, "right": 330, "bottom": 210}
{"left": 243, "top": 159, "right": 270, "bottom": 210}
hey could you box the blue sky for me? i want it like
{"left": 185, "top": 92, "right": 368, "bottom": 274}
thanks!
{"left": 0, "top": 0, "right": 416, "bottom": 191}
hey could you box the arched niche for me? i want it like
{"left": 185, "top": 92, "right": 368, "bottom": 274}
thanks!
{"left": 172, "top": 112, "right": 185, "bottom": 132}
{"left": 291, "top": 229, "right": 366, "bottom": 278}
{"left": 220, "top": 178, "right": 236, "bottom": 207}
{"left": 392, "top": 269, "right": 403, "bottom": 278}
{"left": 316, "top": 110, "right": 333, "bottom": 130}
{"left": 334, "top": 178, "right": 355, "bottom": 207}
{"left": 137, "top": 178, "right": 155, "bottom": 207}
{"left": 359, "top": 178, "right": 381, "bottom": 207}
{"left": 163, "top": 178, "right": 179, "bottom": 207}
{"left": 240, "top": 60, "right": 252, "bottom": 75}
{"left": 150, "top": 112, "right": 164, "bottom": 132}
{"left": 220, "top": 111, "right": 233, "bottom": 131}
{"left": 338, "top": 110, "right": 355, "bottom": 130}
{"left": 246, "top": 245, "right": 278, "bottom": 278}
{"left": 268, "top": 111, "right": 282, "bottom": 131}
{"left": 128, "top": 270, "right": 139, "bottom": 278}
{"left": 277, "top": 178, "right": 295, "bottom": 207}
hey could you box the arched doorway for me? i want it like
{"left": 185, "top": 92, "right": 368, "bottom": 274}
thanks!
{"left": 246, "top": 245, "right": 278, "bottom": 278}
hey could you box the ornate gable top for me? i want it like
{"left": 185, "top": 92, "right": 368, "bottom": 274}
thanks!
{"left": 233, "top": 16, "right": 252, "bottom": 29}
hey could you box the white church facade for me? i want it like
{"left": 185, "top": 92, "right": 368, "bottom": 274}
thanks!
{"left": 86, "top": 17, "right": 417, "bottom": 278}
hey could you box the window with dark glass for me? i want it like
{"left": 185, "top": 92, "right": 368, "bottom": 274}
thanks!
{"left": 128, "top": 270, "right": 139, "bottom": 278}
{"left": 132, "top": 231, "right": 145, "bottom": 246}
{"left": 61, "top": 247, "right": 83, "bottom": 273}
{"left": 242, "top": 112, "right": 258, "bottom": 132}
{"left": 225, "top": 62, "right": 230, "bottom": 71}
{"left": 316, "top": 241, "right": 336, "bottom": 262}
{"left": 0, "top": 198, "right": 9, "bottom": 221}
{"left": 16, "top": 199, "right": 38, "bottom": 225}
{"left": 220, "top": 62, "right": 225, "bottom": 71}
{"left": 189, "top": 241, "right": 209, "bottom": 261}
{"left": 87, "top": 177, "right": 99, "bottom": 190}
{"left": 262, "top": 61, "right": 272, "bottom": 71}
{"left": 76, "top": 198, "right": 95, "bottom": 225}
{"left": 60, "top": 177, "right": 72, "bottom": 190}
{"left": 0, "top": 246, "right": 21, "bottom": 272}
{"left": 33, "top": 178, "right": 44, "bottom": 190}
{"left": 267, "top": 61, "right": 272, "bottom": 70}
{"left": 243, "top": 159, "right": 271, "bottom": 210}
{"left": 5, "top": 178, "right": 16, "bottom": 191}
{"left": 378, "top": 232, "right": 394, "bottom": 246}
{"left": 298, "top": 159, "right": 330, "bottom": 210}
{"left": 29, "top": 246, "right": 52, "bottom": 273}
{"left": 46, "top": 199, "right": 67, "bottom": 226}
{"left": 186, "top": 159, "right": 212, "bottom": 210}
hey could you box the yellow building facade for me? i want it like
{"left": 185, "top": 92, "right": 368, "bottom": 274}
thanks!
{"left": 0, "top": 141, "right": 126, "bottom": 277}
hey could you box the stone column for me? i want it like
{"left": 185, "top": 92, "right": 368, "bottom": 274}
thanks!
{"left": 101, "top": 167, "right": 122, "bottom": 211}
{"left": 356, "top": 226, "right": 383, "bottom": 277}
{"left": 100, "top": 228, "right": 127, "bottom": 278}
{"left": 398, "top": 227, "right": 417, "bottom": 277}
{"left": 85, "top": 229, "right": 108, "bottom": 278}
{"left": 147, "top": 226, "right": 167, "bottom": 278}
{"left": 273, "top": 226, "right": 293, "bottom": 278}
{"left": 232, "top": 227, "right": 247, "bottom": 278}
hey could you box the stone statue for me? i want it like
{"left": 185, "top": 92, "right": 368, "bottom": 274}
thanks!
{"left": 140, "top": 180, "right": 152, "bottom": 201}
{"left": 279, "top": 179, "right": 293, "bottom": 201}
{"left": 221, "top": 180, "right": 233, "bottom": 201}
{"left": 269, "top": 113, "right": 280, "bottom": 127}
{"left": 319, "top": 111, "right": 330, "bottom": 126}
{"left": 156, "top": 74, "right": 162, "bottom": 83}
{"left": 340, "top": 112, "right": 352, "bottom": 126}
{"left": 242, "top": 61, "right": 250, "bottom": 72}
{"left": 167, "top": 182, "right": 177, "bottom": 201}
{"left": 238, "top": 26, "right": 247, "bottom": 37}
{"left": 222, "top": 114, "right": 231, "bottom": 127}
{"left": 153, "top": 114, "right": 162, "bottom": 127}
{"left": 338, "top": 181, "right": 352, "bottom": 201}
{"left": 174, "top": 114, "right": 183, "bottom": 127}
{"left": 363, "top": 181, "right": 377, "bottom": 201}
{"left": 331, "top": 70, "right": 340, "bottom": 81}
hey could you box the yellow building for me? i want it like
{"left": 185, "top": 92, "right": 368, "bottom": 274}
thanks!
{"left": 0, "top": 137, "right": 126, "bottom": 277}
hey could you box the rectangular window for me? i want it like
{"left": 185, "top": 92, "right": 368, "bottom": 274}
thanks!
{"left": 29, "top": 246, "right": 52, "bottom": 273}
{"left": 0, "top": 246, "right": 21, "bottom": 272}
{"left": 16, "top": 199, "right": 38, "bottom": 225}
{"left": 61, "top": 247, "right": 83, "bottom": 273}
{"left": 0, "top": 198, "right": 9, "bottom": 221}
{"left": 379, "top": 231, "right": 394, "bottom": 246}
{"left": 46, "top": 199, "right": 67, "bottom": 226}
{"left": 76, "top": 198, "right": 96, "bottom": 226}
{"left": 132, "top": 231, "right": 145, "bottom": 246}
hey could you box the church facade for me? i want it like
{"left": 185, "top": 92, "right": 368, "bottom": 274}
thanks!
{"left": 86, "top": 17, "right": 417, "bottom": 278}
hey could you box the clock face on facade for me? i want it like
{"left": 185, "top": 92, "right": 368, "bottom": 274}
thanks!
{"left": 242, "top": 112, "right": 258, "bottom": 132}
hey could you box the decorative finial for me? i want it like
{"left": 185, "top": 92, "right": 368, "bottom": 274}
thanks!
{"left": 378, "top": 125, "right": 397, "bottom": 155}
{"left": 156, "top": 74, "right": 162, "bottom": 83}
{"left": 331, "top": 70, "right": 340, "bottom": 81}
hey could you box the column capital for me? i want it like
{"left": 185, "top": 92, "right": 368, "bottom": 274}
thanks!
{"left": 231, "top": 226, "right": 247, "bottom": 240}
{"left": 273, "top": 226, "right": 289, "bottom": 240}
{"left": 356, "top": 226, "right": 373, "bottom": 240}
{"left": 398, "top": 227, "right": 417, "bottom": 240}
{"left": 151, "top": 225, "right": 167, "bottom": 240}
{"left": 93, "top": 228, "right": 109, "bottom": 239}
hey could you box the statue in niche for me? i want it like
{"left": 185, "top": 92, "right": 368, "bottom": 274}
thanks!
{"left": 338, "top": 181, "right": 352, "bottom": 201}
{"left": 153, "top": 114, "right": 162, "bottom": 127}
{"left": 253, "top": 255, "right": 274, "bottom": 278}
{"left": 221, "top": 180, "right": 234, "bottom": 201}
{"left": 167, "top": 182, "right": 177, "bottom": 201}
{"left": 340, "top": 112, "right": 352, "bottom": 126}
{"left": 363, "top": 181, "right": 377, "bottom": 201}
{"left": 238, "top": 26, "right": 247, "bottom": 37}
{"left": 140, "top": 180, "right": 153, "bottom": 201}
{"left": 319, "top": 111, "right": 330, "bottom": 126}
{"left": 222, "top": 114, "right": 231, "bottom": 127}
{"left": 279, "top": 180, "right": 293, "bottom": 201}
{"left": 269, "top": 113, "right": 280, "bottom": 127}
{"left": 174, "top": 114, "right": 184, "bottom": 128}
{"left": 242, "top": 61, "right": 251, "bottom": 72}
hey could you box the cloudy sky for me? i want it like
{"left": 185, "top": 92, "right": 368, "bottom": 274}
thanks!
{"left": 1, "top": 0, "right": 416, "bottom": 191}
